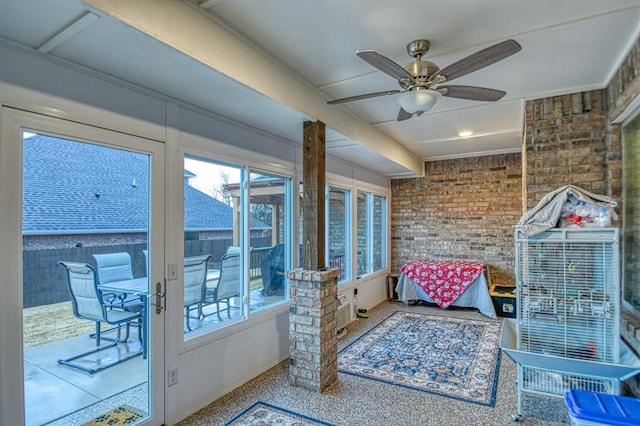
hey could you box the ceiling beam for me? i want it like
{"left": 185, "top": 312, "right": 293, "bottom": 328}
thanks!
{"left": 83, "top": 0, "right": 423, "bottom": 176}
{"left": 37, "top": 12, "right": 100, "bottom": 54}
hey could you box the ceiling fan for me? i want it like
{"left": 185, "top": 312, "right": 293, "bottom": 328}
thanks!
{"left": 327, "top": 39, "right": 521, "bottom": 121}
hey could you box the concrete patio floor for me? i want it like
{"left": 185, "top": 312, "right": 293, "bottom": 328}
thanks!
{"left": 22, "top": 288, "right": 281, "bottom": 425}
{"left": 24, "top": 329, "right": 148, "bottom": 425}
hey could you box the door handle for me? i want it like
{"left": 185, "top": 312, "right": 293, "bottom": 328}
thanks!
{"left": 148, "top": 281, "right": 165, "bottom": 315}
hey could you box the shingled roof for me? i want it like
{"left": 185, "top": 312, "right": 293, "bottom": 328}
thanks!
{"left": 22, "top": 134, "right": 268, "bottom": 234}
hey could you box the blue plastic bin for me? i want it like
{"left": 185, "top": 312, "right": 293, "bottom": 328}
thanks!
{"left": 564, "top": 390, "right": 640, "bottom": 425}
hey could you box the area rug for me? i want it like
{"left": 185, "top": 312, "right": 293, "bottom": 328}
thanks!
{"left": 82, "top": 404, "right": 146, "bottom": 425}
{"left": 338, "top": 311, "right": 502, "bottom": 406}
{"left": 225, "top": 401, "right": 335, "bottom": 426}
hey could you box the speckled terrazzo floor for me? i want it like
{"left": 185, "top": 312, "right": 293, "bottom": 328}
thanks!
{"left": 177, "top": 301, "right": 569, "bottom": 426}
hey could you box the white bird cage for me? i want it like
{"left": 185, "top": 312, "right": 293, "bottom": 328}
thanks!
{"left": 501, "top": 228, "right": 640, "bottom": 421}
{"left": 515, "top": 228, "right": 620, "bottom": 363}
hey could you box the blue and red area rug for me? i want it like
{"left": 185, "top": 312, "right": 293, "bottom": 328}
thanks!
{"left": 338, "top": 310, "right": 502, "bottom": 406}
{"left": 225, "top": 401, "right": 334, "bottom": 426}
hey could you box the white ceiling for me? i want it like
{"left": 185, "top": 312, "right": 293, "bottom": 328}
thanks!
{"left": 1, "top": 0, "right": 639, "bottom": 177}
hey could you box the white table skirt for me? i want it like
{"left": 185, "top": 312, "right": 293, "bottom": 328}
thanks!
{"left": 396, "top": 272, "right": 497, "bottom": 319}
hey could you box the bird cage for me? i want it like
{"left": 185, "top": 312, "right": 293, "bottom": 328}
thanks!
{"left": 514, "top": 228, "right": 620, "bottom": 364}
{"left": 502, "top": 228, "right": 640, "bottom": 422}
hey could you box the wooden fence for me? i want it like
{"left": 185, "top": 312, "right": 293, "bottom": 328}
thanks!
{"left": 23, "top": 238, "right": 271, "bottom": 308}
{"left": 23, "top": 240, "right": 345, "bottom": 308}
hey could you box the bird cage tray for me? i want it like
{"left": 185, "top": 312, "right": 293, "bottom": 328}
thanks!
{"left": 500, "top": 319, "right": 640, "bottom": 397}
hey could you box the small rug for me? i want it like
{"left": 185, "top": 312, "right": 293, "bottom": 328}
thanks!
{"left": 338, "top": 311, "right": 502, "bottom": 406}
{"left": 82, "top": 404, "right": 146, "bottom": 425}
{"left": 225, "top": 401, "right": 334, "bottom": 426}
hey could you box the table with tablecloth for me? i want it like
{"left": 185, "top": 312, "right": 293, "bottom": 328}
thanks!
{"left": 396, "top": 260, "right": 497, "bottom": 319}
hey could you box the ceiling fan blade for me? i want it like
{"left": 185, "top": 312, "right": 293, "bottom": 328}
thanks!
{"left": 327, "top": 89, "right": 402, "bottom": 105}
{"left": 356, "top": 50, "right": 414, "bottom": 81}
{"left": 397, "top": 107, "right": 413, "bottom": 121}
{"left": 433, "top": 39, "right": 521, "bottom": 82}
{"left": 439, "top": 85, "right": 506, "bottom": 102}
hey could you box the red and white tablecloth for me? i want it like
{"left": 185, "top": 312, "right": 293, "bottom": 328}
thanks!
{"left": 400, "top": 260, "right": 485, "bottom": 309}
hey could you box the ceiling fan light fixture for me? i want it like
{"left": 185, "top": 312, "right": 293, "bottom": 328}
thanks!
{"left": 397, "top": 89, "right": 441, "bottom": 114}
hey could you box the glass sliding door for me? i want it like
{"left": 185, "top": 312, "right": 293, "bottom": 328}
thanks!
{"left": 17, "top": 122, "right": 164, "bottom": 425}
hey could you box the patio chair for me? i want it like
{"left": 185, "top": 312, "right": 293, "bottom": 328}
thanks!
{"left": 57, "top": 261, "right": 142, "bottom": 374}
{"left": 184, "top": 254, "right": 211, "bottom": 331}
{"left": 92, "top": 252, "right": 134, "bottom": 284}
{"left": 205, "top": 252, "right": 241, "bottom": 321}
{"left": 92, "top": 252, "right": 142, "bottom": 338}
{"left": 92, "top": 252, "right": 143, "bottom": 307}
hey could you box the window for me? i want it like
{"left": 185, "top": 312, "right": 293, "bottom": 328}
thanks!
{"left": 327, "top": 186, "right": 350, "bottom": 282}
{"left": 357, "top": 191, "right": 388, "bottom": 277}
{"left": 182, "top": 156, "right": 294, "bottom": 336}
{"left": 623, "top": 107, "right": 640, "bottom": 311}
{"left": 372, "top": 195, "right": 387, "bottom": 271}
{"left": 183, "top": 155, "right": 244, "bottom": 336}
{"left": 356, "top": 191, "right": 369, "bottom": 276}
{"left": 249, "top": 171, "right": 292, "bottom": 310}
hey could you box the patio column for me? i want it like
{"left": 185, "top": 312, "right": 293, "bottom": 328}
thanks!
{"left": 288, "top": 120, "right": 338, "bottom": 392}
{"left": 288, "top": 268, "right": 339, "bottom": 391}
{"left": 302, "top": 120, "right": 325, "bottom": 270}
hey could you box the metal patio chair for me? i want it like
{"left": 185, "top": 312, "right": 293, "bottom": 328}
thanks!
{"left": 184, "top": 254, "right": 211, "bottom": 331}
{"left": 57, "top": 261, "right": 142, "bottom": 374}
{"left": 92, "top": 252, "right": 142, "bottom": 337}
{"left": 204, "top": 252, "right": 241, "bottom": 321}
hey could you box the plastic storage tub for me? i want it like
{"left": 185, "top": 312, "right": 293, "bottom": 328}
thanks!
{"left": 564, "top": 389, "right": 640, "bottom": 425}
{"left": 489, "top": 283, "right": 516, "bottom": 318}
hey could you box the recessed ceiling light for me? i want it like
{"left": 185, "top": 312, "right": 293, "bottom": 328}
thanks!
{"left": 458, "top": 131, "right": 473, "bottom": 137}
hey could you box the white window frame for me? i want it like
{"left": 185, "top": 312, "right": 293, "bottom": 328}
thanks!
{"left": 355, "top": 186, "right": 389, "bottom": 278}
{"left": 177, "top": 133, "right": 297, "bottom": 351}
{"left": 325, "top": 184, "right": 352, "bottom": 284}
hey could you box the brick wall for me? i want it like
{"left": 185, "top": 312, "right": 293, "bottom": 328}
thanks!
{"left": 524, "top": 89, "right": 622, "bottom": 208}
{"left": 608, "top": 36, "right": 640, "bottom": 121}
{"left": 23, "top": 232, "right": 148, "bottom": 250}
{"left": 390, "top": 153, "right": 521, "bottom": 285}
